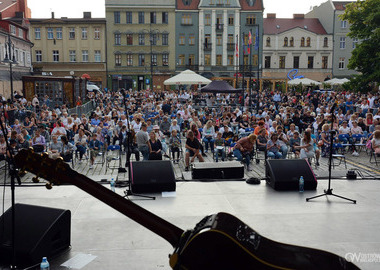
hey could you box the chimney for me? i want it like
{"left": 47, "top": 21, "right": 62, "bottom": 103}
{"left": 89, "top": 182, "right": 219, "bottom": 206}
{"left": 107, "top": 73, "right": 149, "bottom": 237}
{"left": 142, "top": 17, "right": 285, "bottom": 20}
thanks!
{"left": 267, "top": 13, "right": 276, "bottom": 19}
{"left": 293, "top": 14, "right": 305, "bottom": 19}
{"left": 51, "top": 12, "right": 55, "bottom": 19}
{"left": 83, "top": 12, "right": 92, "bottom": 19}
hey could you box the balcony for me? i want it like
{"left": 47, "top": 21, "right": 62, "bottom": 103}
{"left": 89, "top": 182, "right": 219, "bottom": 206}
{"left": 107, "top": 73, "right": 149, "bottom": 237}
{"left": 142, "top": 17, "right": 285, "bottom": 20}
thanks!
{"left": 227, "top": 43, "right": 235, "bottom": 51}
{"left": 204, "top": 43, "right": 212, "bottom": 51}
{"left": 185, "top": 64, "right": 199, "bottom": 71}
{"left": 181, "top": 22, "right": 193, "bottom": 26}
{"left": 215, "top": 24, "right": 224, "bottom": 31}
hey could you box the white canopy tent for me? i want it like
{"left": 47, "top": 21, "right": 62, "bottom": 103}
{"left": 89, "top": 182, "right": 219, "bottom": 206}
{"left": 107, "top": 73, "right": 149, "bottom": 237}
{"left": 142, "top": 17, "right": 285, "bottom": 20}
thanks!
{"left": 288, "top": 78, "right": 322, "bottom": 86}
{"left": 164, "top": 69, "right": 211, "bottom": 85}
{"left": 324, "top": 78, "right": 349, "bottom": 85}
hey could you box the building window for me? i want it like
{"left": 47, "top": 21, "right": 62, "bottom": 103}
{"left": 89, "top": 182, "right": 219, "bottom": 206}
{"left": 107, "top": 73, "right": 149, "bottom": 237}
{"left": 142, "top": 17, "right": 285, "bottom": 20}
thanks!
{"left": 290, "top": 37, "right": 294, "bottom": 47}
{"left": 35, "top": 50, "right": 42, "bottom": 62}
{"left": 264, "top": 56, "right": 271, "bottom": 68}
{"left": 151, "top": 34, "right": 157, "bottom": 45}
{"left": 308, "top": 56, "right": 314, "bottom": 69}
{"left": 94, "top": 50, "right": 101, "bottom": 62}
{"left": 114, "top": 11, "right": 120, "bottom": 24}
{"left": 127, "top": 34, "right": 133, "bottom": 45}
{"left": 246, "top": 15, "right": 256, "bottom": 25}
{"left": 323, "top": 37, "right": 328, "bottom": 47}
{"left": 94, "top": 28, "right": 100, "bottom": 39}
{"left": 216, "top": 55, "right": 222, "bottom": 66}
{"left": 266, "top": 37, "right": 270, "bottom": 47}
{"left": 69, "top": 50, "right": 76, "bottom": 62}
{"left": 151, "top": 54, "right": 157, "bottom": 66}
{"left": 293, "top": 56, "right": 299, "bottom": 69}
{"left": 179, "top": 34, "right": 185, "bottom": 45}
{"left": 115, "top": 33, "right": 121, "bottom": 45}
{"left": 306, "top": 37, "right": 311, "bottom": 47}
{"left": 150, "top": 12, "right": 156, "bottom": 24}
{"left": 205, "top": 14, "right": 211, "bottom": 25}
{"left": 82, "top": 50, "right": 89, "bottom": 62}
{"left": 138, "top": 12, "right": 145, "bottom": 24}
{"left": 228, "top": 15, "right": 234, "bottom": 26}
{"left": 139, "top": 54, "right": 145, "bottom": 66}
{"left": 228, "top": 55, "right": 234, "bottom": 65}
{"left": 322, "top": 56, "right": 328, "bottom": 69}
{"left": 56, "top": 28, "right": 62, "bottom": 39}
{"left": 181, "top": 14, "right": 192, "bottom": 25}
{"left": 10, "top": 25, "right": 16, "bottom": 35}
{"left": 301, "top": 37, "right": 305, "bottom": 47}
{"left": 138, "top": 34, "right": 145, "bottom": 45}
{"left": 205, "top": 54, "right": 211, "bottom": 66}
{"left": 178, "top": 54, "right": 185, "bottom": 66}
{"left": 341, "top": 20, "right": 347, "bottom": 28}
{"left": 69, "top": 28, "right": 75, "bottom": 39}
{"left": 19, "top": 28, "right": 23, "bottom": 38}
{"left": 35, "top": 28, "right": 41, "bottom": 39}
{"left": 162, "top": 33, "right": 169, "bottom": 45}
{"left": 340, "top": 37, "right": 346, "bottom": 49}
{"left": 189, "top": 34, "right": 195, "bottom": 45}
{"left": 82, "top": 28, "right": 87, "bottom": 39}
{"left": 216, "top": 34, "right": 222, "bottom": 46}
{"left": 47, "top": 28, "right": 54, "bottom": 39}
{"left": 127, "top": 54, "right": 133, "bottom": 66}
{"left": 339, "top": 57, "right": 345, "bottom": 69}
{"left": 243, "top": 55, "right": 249, "bottom": 66}
{"left": 279, "top": 56, "right": 285, "bottom": 69}
{"left": 115, "top": 54, "right": 121, "bottom": 66}
{"left": 283, "top": 37, "right": 288, "bottom": 47}
{"left": 163, "top": 54, "right": 169, "bottom": 66}
{"left": 352, "top": 38, "right": 358, "bottom": 48}
{"left": 162, "top": 12, "right": 169, "bottom": 24}
{"left": 188, "top": 54, "right": 194, "bottom": 65}
{"left": 126, "top": 12, "right": 132, "bottom": 24}
{"left": 53, "top": 50, "right": 59, "bottom": 62}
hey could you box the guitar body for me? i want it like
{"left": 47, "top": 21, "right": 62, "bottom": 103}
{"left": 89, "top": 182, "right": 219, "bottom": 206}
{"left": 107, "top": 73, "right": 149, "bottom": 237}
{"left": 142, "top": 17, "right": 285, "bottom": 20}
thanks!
{"left": 171, "top": 213, "right": 359, "bottom": 270}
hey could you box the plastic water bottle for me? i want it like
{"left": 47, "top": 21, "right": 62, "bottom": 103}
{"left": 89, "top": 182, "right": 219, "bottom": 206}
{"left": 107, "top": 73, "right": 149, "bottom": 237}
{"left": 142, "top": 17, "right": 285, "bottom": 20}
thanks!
{"left": 299, "top": 176, "right": 304, "bottom": 193}
{"left": 40, "top": 257, "right": 50, "bottom": 270}
{"left": 110, "top": 178, "right": 115, "bottom": 192}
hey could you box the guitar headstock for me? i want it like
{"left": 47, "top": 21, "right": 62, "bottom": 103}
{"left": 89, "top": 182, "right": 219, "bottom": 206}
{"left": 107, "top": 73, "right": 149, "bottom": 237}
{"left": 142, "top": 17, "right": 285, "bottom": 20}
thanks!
{"left": 14, "top": 149, "right": 73, "bottom": 188}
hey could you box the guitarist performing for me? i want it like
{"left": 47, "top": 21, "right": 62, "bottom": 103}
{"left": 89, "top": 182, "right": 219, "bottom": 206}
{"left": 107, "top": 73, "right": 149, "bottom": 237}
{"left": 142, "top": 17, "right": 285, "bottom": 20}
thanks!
{"left": 13, "top": 150, "right": 360, "bottom": 270}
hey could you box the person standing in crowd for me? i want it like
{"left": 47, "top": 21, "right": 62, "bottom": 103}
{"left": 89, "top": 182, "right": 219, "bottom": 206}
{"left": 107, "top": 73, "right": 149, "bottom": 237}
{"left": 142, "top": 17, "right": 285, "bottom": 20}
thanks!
{"left": 233, "top": 134, "right": 257, "bottom": 171}
{"left": 185, "top": 130, "right": 204, "bottom": 171}
{"left": 136, "top": 122, "right": 150, "bottom": 161}
{"left": 148, "top": 131, "right": 162, "bottom": 160}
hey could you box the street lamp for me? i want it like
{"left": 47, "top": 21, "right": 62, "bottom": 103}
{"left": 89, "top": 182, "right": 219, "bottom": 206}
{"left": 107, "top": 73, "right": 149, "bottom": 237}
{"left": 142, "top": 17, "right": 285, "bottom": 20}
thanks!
{"left": 3, "top": 33, "right": 18, "bottom": 103}
{"left": 141, "top": 26, "right": 160, "bottom": 91}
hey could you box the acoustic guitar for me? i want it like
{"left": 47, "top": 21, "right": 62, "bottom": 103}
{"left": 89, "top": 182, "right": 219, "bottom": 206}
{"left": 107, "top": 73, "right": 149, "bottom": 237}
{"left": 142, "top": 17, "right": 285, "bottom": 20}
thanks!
{"left": 14, "top": 149, "right": 360, "bottom": 270}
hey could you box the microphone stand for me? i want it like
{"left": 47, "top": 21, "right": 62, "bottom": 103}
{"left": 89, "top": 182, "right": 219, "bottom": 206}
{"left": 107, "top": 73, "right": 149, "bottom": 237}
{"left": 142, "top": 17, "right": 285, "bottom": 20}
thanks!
{"left": 306, "top": 108, "right": 356, "bottom": 204}
{"left": 0, "top": 108, "right": 21, "bottom": 269}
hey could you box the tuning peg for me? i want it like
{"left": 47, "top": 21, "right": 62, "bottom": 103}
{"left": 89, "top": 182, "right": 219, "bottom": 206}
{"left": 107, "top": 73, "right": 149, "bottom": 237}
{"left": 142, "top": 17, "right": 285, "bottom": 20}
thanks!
{"left": 28, "top": 147, "right": 34, "bottom": 152}
{"left": 32, "top": 176, "right": 40, "bottom": 183}
{"left": 46, "top": 182, "right": 53, "bottom": 190}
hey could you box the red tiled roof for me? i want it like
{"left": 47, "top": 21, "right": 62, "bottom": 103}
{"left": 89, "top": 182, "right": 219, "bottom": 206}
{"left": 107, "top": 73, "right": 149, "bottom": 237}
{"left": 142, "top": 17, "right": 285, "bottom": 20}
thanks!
{"left": 176, "top": 0, "right": 200, "bottom": 10}
{"left": 264, "top": 18, "right": 327, "bottom": 35}
{"left": 239, "top": 0, "right": 264, "bottom": 11}
{"left": 333, "top": 1, "right": 354, "bottom": 11}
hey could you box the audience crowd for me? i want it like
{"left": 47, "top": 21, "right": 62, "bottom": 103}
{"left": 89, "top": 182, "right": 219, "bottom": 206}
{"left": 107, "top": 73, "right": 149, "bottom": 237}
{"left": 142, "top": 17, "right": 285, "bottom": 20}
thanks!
{"left": 0, "top": 87, "right": 379, "bottom": 172}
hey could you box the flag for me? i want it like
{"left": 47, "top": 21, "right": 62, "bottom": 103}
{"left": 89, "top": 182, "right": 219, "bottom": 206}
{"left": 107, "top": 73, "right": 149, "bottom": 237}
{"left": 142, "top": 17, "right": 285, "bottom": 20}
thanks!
{"left": 241, "top": 35, "right": 246, "bottom": 55}
{"left": 248, "top": 31, "right": 252, "bottom": 45}
{"left": 255, "top": 27, "right": 259, "bottom": 50}
{"left": 235, "top": 34, "right": 239, "bottom": 57}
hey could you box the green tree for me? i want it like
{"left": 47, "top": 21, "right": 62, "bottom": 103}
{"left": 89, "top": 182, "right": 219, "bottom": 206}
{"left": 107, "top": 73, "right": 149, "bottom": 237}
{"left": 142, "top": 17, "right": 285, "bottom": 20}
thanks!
{"left": 341, "top": 0, "right": 380, "bottom": 92}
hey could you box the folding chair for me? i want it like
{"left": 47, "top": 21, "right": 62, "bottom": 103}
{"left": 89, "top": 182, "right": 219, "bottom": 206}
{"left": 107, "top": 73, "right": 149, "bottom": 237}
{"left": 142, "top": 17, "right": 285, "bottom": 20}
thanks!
{"left": 332, "top": 143, "right": 347, "bottom": 169}
{"left": 369, "top": 144, "right": 379, "bottom": 166}
{"left": 105, "top": 144, "right": 121, "bottom": 173}
{"left": 352, "top": 134, "right": 366, "bottom": 153}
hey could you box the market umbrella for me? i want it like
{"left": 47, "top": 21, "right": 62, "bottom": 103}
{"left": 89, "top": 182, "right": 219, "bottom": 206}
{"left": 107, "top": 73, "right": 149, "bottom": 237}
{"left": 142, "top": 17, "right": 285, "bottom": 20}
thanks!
{"left": 288, "top": 78, "right": 322, "bottom": 85}
{"left": 164, "top": 69, "right": 211, "bottom": 85}
{"left": 81, "top": 73, "right": 91, "bottom": 79}
{"left": 200, "top": 80, "right": 243, "bottom": 93}
{"left": 324, "top": 78, "right": 349, "bottom": 85}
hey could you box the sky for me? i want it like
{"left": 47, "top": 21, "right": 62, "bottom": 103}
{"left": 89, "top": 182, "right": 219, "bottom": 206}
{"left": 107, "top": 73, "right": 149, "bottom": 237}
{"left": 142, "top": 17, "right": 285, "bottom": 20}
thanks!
{"left": 28, "top": 0, "right": 348, "bottom": 19}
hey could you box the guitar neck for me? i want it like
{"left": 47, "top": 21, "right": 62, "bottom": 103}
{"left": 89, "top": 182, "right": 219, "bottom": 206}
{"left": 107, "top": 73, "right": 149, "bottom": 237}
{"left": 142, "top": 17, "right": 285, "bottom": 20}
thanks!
{"left": 67, "top": 170, "right": 184, "bottom": 247}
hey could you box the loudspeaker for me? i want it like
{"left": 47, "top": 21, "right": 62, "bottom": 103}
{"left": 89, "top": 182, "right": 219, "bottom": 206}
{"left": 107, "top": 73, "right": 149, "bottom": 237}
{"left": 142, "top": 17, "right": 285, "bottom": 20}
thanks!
{"left": 192, "top": 161, "right": 244, "bottom": 180}
{"left": 265, "top": 159, "right": 317, "bottom": 191}
{"left": 129, "top": 160, "right": 176, "bottom": 193}
{"left": 0, "top": 203, "right": 71, "bottom": 267}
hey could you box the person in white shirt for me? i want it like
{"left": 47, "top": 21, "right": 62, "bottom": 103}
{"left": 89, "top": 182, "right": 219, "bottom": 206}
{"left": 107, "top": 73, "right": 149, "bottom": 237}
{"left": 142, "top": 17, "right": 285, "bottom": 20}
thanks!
{"left": 202, "top": 120, "right": 216, "bottom": 153}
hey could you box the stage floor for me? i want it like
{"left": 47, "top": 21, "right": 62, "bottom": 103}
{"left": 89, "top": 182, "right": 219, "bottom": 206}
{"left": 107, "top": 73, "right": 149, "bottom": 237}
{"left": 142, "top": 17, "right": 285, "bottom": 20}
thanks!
{"left": 2, "top": 177, "right": 380, "bottom": 269}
